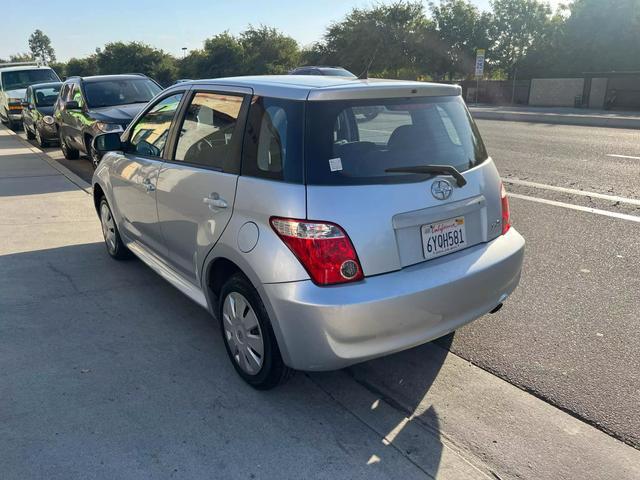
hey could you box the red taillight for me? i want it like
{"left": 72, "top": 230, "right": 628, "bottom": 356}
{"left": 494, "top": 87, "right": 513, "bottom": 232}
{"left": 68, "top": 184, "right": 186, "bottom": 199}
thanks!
{"left": 501, "top": 182, "right": 511, "bottom": 235}
{"left": 270, "top": 217, "right": 364, "bottom": 285}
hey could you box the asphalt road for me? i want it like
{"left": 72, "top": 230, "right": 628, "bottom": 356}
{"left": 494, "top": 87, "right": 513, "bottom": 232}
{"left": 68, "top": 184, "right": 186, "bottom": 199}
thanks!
{"left": 450, "top": 120, "right": 640, "bottom": 447}
{"left": 13, "top": 120, "right": 640, "bottom": 448}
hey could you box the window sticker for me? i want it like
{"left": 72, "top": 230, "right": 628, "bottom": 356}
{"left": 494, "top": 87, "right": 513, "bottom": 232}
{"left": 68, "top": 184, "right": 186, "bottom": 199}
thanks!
{"left": 329, "top": 157, "right": 343, "bottom": 172}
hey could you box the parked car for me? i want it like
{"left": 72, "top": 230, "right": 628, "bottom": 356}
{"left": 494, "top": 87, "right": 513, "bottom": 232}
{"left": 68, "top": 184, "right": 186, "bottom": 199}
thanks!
{"left": 92, "top": 75, "right": 525, "bottom": 389}
{"left": 21, "top": 82, "right": 62, "bottom": 147}
{"left": 0, "top": 62, "right": 60, "bottom": 130}
{"left": 289, "top": 66, "right": 356, "bottom": 77}
{"left": 54, "top": 74, "right": 162, "bottom": 167}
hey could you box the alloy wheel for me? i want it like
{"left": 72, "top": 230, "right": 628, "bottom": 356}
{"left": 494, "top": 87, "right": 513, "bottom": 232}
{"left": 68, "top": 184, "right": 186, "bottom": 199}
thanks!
{"left": 222, "top": 292, "right": 264, "bottom": 375}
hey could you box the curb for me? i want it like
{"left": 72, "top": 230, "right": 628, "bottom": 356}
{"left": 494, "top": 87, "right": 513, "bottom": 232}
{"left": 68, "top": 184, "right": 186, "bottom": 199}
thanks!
{"left": 470, "top": 109, "right": 640, "bottom": 130}
{"left": 0, "top": 124, "right": 92, "bottom": 194}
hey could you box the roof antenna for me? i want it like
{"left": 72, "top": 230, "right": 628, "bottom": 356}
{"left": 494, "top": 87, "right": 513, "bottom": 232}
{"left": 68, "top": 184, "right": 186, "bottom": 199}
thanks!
{"left": 358, "top": 43, "right": 380, "bottom": 80}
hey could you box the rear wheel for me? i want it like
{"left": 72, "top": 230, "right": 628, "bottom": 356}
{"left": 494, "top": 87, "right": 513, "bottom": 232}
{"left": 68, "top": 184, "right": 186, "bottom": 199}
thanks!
{"left": 99, "top": 197, "right": 131, "bottom": 260}
{"left": 60, "top": 130, "right": 79, "bottom": 159}
{"left": 24, "top": 122, "right": 35, "bottom": 140}
{"left": 219, "top": 274, "right": 294, "bottom": 390}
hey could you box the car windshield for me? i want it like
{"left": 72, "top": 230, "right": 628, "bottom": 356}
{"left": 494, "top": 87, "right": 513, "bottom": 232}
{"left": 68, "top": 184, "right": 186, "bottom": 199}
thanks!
{"left": 304, "top": 95, "right": 488, "bottom": 185}
{"left": 34, "top": 86, "right": 61, "bottom": 107}
{"left": 83, "top": 78, "right": 161, "bottom": 108}
{"left": 320, "top": 68, "right": 356, "bottom": 77}
{"left": 1, "top": 69, "right": 59, "bottom": 91}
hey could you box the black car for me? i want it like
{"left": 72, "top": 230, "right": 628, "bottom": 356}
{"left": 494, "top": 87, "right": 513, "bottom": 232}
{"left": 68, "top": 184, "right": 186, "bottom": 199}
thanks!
{"left": 54, "top": 74, "right": 162, "bottom": 167}
{"left": 21, "top": 82, "right": 62, "bottom": 147}
{"left": 289, "top": 66, "right": 356, "bottom": 77}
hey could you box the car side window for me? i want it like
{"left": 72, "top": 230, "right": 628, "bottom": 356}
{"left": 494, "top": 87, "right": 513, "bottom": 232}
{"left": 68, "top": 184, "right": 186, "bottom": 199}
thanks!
{"left": 241, "top": 96, "right": 304, "bottom": 183}
{"left": 173, "top": 92, "right": 244, "bottom": 170}
{"left": 128, "top": 93, "right": 183, "bottom": 158}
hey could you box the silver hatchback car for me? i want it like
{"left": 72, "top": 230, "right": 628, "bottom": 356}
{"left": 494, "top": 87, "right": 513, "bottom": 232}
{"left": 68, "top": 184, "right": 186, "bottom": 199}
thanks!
{"left": 92, "top": 75, "right": 525, "bottom": 389}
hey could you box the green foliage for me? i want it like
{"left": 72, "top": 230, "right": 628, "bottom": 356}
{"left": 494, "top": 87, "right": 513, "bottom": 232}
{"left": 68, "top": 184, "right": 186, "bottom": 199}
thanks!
{"left": 64, "top": 56, "right": 99, "bottom": 77}
{"left": 489, "top": 0, "right": 553, "bottom": 76}
{"left": 430, "top": 0, "right": 491, "bottom": 80}
{"left": 180, "top": 32, "right": 245, "bottom": 79}
{"left": 317, "top": 1, "right": 434, "bottom": 79}
{"left": 96, "top": 42, "right": 178, "bottom": 86}
{"left": 9, "top": 52, "right": 34, "bottom": 63}
{"left": 28, "top": 29, "right": 56, "bottom": 64}
{"left": 240, "top": 25, "right": 300, "bottom": 74}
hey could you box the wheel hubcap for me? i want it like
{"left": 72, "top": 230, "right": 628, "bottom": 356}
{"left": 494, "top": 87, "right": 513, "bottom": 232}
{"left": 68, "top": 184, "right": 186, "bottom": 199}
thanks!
{"left": 100, "top": 203, "right": 116, "bottom": 251}
{"left": 222, "top": 292, "right": 264, "bottom": 375}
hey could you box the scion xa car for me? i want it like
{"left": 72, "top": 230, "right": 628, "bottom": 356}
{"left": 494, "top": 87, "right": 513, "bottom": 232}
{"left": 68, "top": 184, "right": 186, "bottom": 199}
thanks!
{"left": 54, "top": 74, "right": 162, "bottom": 167}
{"left": 92, "top": 76, "right": 525, "bottom": 389}
{"left": 21, "top": 82, "right": 62, "bottom": 147}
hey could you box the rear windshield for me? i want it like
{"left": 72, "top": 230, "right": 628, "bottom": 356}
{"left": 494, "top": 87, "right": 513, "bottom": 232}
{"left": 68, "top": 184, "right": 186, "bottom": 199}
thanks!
{"left": 1, "top": 69, "right": 59, "bottom": 91}
{"left": 34, "top": 85, "right": 61, "bottom": 106}
{"left": 304, "top": 96, "right": 488, "bottom": 185}
{"left": 84, "top": 78, "right": 162, "bottom": 108}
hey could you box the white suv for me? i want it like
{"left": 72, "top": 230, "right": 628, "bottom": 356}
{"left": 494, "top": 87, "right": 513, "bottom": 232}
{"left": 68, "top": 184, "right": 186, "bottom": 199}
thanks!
{"left": 0, "top": 63, "right": 60, "bottom": 129}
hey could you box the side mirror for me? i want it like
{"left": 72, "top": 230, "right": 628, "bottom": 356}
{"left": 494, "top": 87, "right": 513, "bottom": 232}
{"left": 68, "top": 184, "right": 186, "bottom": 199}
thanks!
{"left": 93, "top": 132, "right": 123, "bottom": 153}
{"left": 65, "top": 100, "right": 80, "bottom": 110}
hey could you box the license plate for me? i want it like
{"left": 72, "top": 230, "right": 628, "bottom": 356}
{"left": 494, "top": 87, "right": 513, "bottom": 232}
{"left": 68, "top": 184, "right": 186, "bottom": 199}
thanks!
{"left": 421, "top": 217, "right": 467, "bottom": 260}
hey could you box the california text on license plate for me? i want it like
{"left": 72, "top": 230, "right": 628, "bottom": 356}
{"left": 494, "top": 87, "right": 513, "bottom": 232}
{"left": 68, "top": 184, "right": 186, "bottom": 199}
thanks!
{"left": 421, "top": 217, "right": 467, "bottom": 260}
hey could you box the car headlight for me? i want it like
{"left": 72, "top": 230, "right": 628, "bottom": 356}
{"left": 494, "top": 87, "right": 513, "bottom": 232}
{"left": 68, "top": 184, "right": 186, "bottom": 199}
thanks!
{"left": 43, "top": 116, "right": 55, "bottom": 125}
{"left": 96, "top": 122, "right": 124, "bottom": 133}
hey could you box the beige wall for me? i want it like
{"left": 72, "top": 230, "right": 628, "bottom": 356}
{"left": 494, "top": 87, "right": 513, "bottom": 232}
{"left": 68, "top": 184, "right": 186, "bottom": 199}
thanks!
{"left": 529, "top": 78, "right": 585, "bottom": 107}
{"left": 589, "top": 78, "right": 608, "bottom": 109}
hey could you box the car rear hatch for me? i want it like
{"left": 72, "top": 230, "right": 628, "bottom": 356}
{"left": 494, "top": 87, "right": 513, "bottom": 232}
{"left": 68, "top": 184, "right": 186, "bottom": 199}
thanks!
{"left": 304, "top": 91, "right": 503, "bottom": 277}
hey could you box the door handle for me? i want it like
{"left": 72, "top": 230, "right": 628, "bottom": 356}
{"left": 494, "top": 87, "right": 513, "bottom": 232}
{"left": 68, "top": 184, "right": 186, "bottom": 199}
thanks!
{"left": 203, "top": 192, "right": 228, "bottom": 209}
{"left": 142, "top": 177, "right": 155, "bottom": 192}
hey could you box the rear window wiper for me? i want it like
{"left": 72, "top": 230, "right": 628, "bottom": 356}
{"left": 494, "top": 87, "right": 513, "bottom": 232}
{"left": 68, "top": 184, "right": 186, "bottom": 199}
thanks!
{"left": 385, "top": 164, "right": 467, "bottom": 187}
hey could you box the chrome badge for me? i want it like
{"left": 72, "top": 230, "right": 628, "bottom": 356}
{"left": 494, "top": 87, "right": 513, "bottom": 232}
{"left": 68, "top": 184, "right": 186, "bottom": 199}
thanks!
{"left": 431, "top": 179, "right": 453, "bottom": 200}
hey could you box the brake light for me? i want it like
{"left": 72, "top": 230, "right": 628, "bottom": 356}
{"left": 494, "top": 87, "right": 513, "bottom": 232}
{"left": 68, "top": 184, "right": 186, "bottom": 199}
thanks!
{"left": 270, "top": 217, "right": 364, "bottom": 285}
{"left": 501, "top": 182, "right": 511, "bottom": 235}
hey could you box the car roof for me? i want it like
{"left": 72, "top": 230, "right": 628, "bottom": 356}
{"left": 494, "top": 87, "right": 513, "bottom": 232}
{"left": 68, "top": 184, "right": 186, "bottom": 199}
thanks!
{"left": 179, "top": 75, "right": 461, "bottom": 101}
{"left": 29, "top": 81, "right": 62, "bottom": 90}
{"left": 67, "top": 74, "right": 149, "bottom": 83}
{"left": 0, "top": 65, "right": 55, "bottom": 73}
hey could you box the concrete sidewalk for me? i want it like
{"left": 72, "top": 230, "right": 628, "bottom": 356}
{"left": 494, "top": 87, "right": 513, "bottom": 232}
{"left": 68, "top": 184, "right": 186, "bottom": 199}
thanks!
{"left": 1, "top": 124, "right": 639, "bottom": 479}
{"left": 470, "top": 105, "right": 640, "bottom": 129}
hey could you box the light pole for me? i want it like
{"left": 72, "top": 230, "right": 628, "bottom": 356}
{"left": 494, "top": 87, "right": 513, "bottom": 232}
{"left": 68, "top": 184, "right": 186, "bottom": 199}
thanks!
{"left": 181, "top": 47, "right": 187, "bottom": 59}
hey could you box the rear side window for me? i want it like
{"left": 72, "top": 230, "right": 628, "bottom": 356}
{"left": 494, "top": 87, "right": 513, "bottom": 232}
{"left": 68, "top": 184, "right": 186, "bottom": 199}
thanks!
{"left": 129, "top": 93, "right": 183, "bottom": 158}
{"left": 174, "top": 92, "right": 244, "bottom": 171}
{"left": 305, "top": 96, "right": 488, "bottom": 185}
{"left": 241, "top": 96, "right": 303, "bottom": 183}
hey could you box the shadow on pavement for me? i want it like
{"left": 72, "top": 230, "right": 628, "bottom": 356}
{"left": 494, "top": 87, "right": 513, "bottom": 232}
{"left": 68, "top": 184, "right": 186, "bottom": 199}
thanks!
{"left": 0, "top": 242, "right": 437, "bottom": 479}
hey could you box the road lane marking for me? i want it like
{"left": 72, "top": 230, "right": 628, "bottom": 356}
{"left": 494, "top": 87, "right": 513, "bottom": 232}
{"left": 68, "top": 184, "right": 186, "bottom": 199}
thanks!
{"left": 509, "top": 193, "right": 640, "bottom": 223}
{"left": 606, "top": 154, "right": 640, "bottom": 160}
{"left": 503, "top": 178, "right": 640, "bottom": 207}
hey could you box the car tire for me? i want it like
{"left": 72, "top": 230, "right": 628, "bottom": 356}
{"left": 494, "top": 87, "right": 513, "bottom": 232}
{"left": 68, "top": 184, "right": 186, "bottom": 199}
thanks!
{"left": 35, "top": 128, "right": 48, "bottom": 148}
{"left": 59, "top": 130, "right": 80, "bottom": 159}
{"left": 24, "top": 122, "right": 35, "bottom": 140}
{"left": 98, "top": 197, "right": 132, "bottom": 260}
{"left": 219, "top": 273, "right": 294, "bottom": 390}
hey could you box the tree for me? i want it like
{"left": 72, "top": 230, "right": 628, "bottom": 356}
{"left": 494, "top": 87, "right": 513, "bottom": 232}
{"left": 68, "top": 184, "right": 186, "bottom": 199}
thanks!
{"left": 240, "top": 25, "right": 300, "bottom": 74}
{"left": 318, "top": 2, "right": 434, "bottom": 79}
{"left": 561, "top": 0, "right": 640, "bottom": 74}
{"left": 430, "top": 0, "right": 491, "bottom": 80}
{"left": 180, "top": 32, "right": 245, "bottom": 79}
{"left": 28, "top": 30, "right": 56, "bottom": 64}
{"left": 65, "top": 56, "right": 99, "bottom": 77}
{"left": 489, "top": 0, "right": 552, "bottom": 77}
{"left": 9, "top": 52, "right": 34, "bottom": 63}
{"left": 96, "top": 42, "right": 178, "bottom": 86}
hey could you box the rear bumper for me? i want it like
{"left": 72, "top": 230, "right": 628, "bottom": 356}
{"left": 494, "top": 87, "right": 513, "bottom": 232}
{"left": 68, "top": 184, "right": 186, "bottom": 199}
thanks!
{"left": 263, "top": 228, "right": 525, "bottom": 371}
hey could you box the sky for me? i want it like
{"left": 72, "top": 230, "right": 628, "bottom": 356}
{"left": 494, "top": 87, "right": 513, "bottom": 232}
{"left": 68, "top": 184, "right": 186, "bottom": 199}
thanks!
{"left": 2, "top": 0, "right": 563, "bottom": 62}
